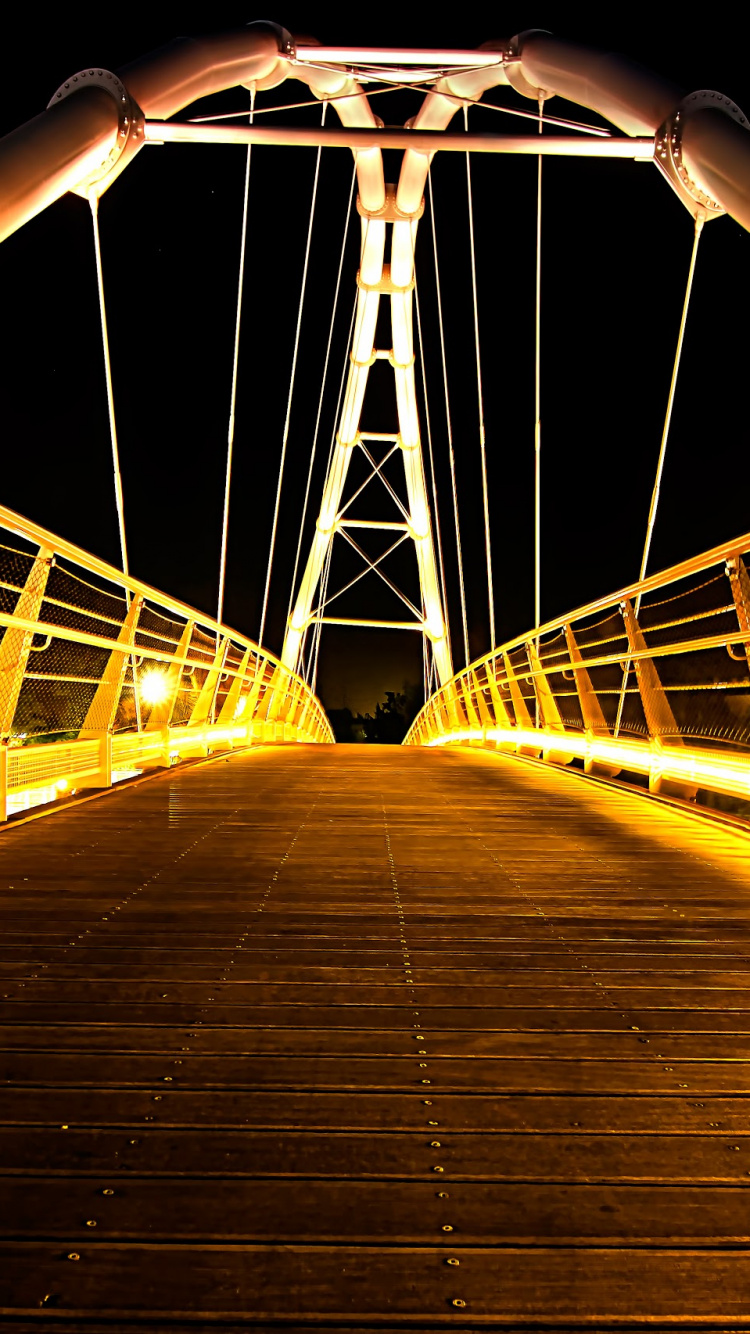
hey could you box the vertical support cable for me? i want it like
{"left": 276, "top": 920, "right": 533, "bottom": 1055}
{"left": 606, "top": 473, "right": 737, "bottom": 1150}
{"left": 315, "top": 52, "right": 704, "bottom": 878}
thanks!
{"left": 217, "top": 89, "right": 255, "bottom": 630}
{"left": 90, "top": 195, "right": 141, "bottom": 731}
{"left": 428, "top": 172, "right": 469, "bottom": 668}
{"left": 464, "top": 104, "right": 495, "bottom": 651}
{"left": 295, "top": 286, "right": 358, "bottom": 679}
{"left": 259, "top": 102, "right": 327, "bottom": 650}
{"left": 91, "top": 198, "right": 129, "bottom": 582}
{"left": 637, "top": 213, "right": 705, "bottom": 601}
{"left": 614, "top": 213, "right": 705, "bottom": 736}
{"left": 534, "top": 94, "right": 544, "bottom": 728}
{"left": 534, "top": 93, "right": 544, "bottom": 638}
{"left": 286, "top": 161, "right": 356, "bottom": 632}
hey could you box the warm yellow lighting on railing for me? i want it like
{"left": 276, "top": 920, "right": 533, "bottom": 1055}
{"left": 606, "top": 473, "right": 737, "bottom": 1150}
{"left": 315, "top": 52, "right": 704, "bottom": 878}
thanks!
{"left": 0, "top": 503, "right": 333, "bottom": 821}
{"left": 406, "top": 530, "right": 750, "bottom": 809}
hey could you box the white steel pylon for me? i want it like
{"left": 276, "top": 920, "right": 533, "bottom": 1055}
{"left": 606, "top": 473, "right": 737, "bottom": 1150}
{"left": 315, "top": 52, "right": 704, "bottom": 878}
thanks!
{"left": 282, "top": 133, "right": 453, "bottom": 685}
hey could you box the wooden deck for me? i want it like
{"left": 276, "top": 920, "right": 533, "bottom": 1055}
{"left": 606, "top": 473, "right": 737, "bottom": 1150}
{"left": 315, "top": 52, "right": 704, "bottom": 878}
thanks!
{"left": 1, "top": 742, "right": 750, "bottom": 1329}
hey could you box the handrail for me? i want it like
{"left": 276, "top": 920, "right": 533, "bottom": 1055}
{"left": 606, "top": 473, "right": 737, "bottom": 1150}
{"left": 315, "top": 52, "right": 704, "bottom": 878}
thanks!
{"left": 448, "top": 527, "right": 750, "bottom": 678}
{"left": 0, "top": 506, "right": 333, "bottom": 822}
{"left": 405, "top": 532, "right": 750, "bottom": 809}
{"left": 0, "top": 502, "right": 293, "bottom": 671}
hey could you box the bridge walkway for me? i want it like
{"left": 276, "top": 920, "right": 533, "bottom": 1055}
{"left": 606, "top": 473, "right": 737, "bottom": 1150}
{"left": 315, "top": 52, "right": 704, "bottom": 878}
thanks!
{"left": 0, "top": 743, "right": 749, "bottom": 1328}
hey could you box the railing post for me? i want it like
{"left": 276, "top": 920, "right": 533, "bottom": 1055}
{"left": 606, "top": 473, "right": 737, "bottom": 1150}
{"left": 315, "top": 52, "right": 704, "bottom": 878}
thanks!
{"left": 216, "top": 647, "right": 252, "bottom": 736}
{"left": 620, "top": 598, "right": 697, "bottom": 799}
{"left": 460, "top": 671, "right": 482, "bottom": 741}
{"left": 80, "top": 594, "right": 143, "bottom": 735}
{"left": 564, "top": 623, "right": 621, "bottom": 778}
{"left": 483, "top": 657, "right": 516, "bottom": 751}
{"left": 0, "top": 744, "right": 7, "bottom": 822}
{"left": 289, "top": 688, "right": 306, "bottom": 741}
{"left": 525, "top": 639, "right": 574, "bottom": 764}
{"left": 433, "top": 694, "right": 451, "bottom": 740}
{"left": 77, "top": 591, "right": 142, "bottom": 788}
{"left": 444, "top": 680, "right": 468, "bottom": 734}
{"left": 502, "top": 652, "right": 542, "bottom": 757}
{"left": 188, "top": 637, "right": 229, "bottom": 731}
{"left": 727, "top": 556, "right": 750, "bottom": 666}
{"left": 242, "top": 658, "right": 267, "bottom": 743}
{"left": 99, "top": 731, "right": 113, "bottom": 787}
{"left": 277, "top": 670, "right": 300, "bottom": 732}
{"left": 285, "top": 677, "right": 307, "bottom": 739}
{"left": 470, "top": 668, "right": 492, "bottom": 728}
{"left": 0, "top": 545, "right": 54, "bottom": 739}
{"left": 147, "top": 619, "right": 194, "bottom": 730}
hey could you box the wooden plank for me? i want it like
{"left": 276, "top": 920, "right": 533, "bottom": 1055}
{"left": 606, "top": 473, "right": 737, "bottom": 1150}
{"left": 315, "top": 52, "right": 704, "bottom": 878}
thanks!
{"left": 1, "top": 1088, "right": 748, "bottom": 1131}
{"left": 4, "top": 980, "right": 750, "bottom": 1010}
{"left": 2, "top": 1243, "right": 750, "bottom": 1321}
{"left": 4, "top": 1022, "right": 750, "bottom": 1056}
{"left": 2, "top": 1050, "right": 749, "bottom": 1091}
{"left": 7, "top": 945, "right": 750, "bottom": 968}
{"left": 2, "top": 1002, "right": 750, "bottom": 1030}
{"left": 0, "top": 1127, "right": 747, "bottom": 1181}
{"left": 1, "top": 1178, "right": 748, "bottom": 1244}
{"left": 5, "top": 962, "right": 750, "bottom": 985}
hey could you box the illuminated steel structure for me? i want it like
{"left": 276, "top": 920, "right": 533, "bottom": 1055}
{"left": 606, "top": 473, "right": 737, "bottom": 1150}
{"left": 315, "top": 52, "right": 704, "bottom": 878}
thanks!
{"left": 2, "top": 28, "right": 750, "bottom": 238}
{"left": 2, "top": 26, "right": 750, "bottom": 811}
{"left": 0, "top": 505, "right": 332, "bottom": 821}
{"left": 405, "top": 534, "right": 750, "bottom": 806}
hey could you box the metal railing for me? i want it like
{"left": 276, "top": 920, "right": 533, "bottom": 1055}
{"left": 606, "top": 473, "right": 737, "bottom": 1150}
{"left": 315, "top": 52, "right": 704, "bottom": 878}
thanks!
{"left": 0, "top": 504, "right": 333, "bottom": 820}
{"left": 405, "top": 532, "right": 750, "bottom": 807}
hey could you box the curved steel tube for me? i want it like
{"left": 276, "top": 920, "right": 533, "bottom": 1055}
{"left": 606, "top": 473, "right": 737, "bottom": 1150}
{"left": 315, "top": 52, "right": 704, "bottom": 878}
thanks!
{"left": 2, "top": 25, "right": 749, "bottom": 242}
{"left": 0, "top": 22, "right": 387, "bottom": 242}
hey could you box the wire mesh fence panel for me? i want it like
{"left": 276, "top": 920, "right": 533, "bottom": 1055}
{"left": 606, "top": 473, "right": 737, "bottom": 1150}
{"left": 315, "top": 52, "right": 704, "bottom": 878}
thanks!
{"left": 0, "top": 507, "right": 334, "bottom": 816}
{"left": 405, "top": 536, "right": 750, "bottom": 809}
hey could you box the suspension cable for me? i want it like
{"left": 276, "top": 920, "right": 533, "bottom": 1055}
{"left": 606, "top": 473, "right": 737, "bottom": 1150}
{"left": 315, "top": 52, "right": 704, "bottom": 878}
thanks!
{"left": 91, "top": 198, "right": 129, "bottom": 582}
{"left": 428, "top": 172, "right": 470, "bottom": 668}
{"left": 534, "top": 93, "right": 543, "bottom": 639}
{"left": 217, "top": 89, "right": 255, "bottom": 630}
{"left": 293, "top": 283, "right": 359, "bottom": 677}
{"left": 614, "top": 212, "right": 705, "bottom": 736}
{"left": 638, "top": 214, "right": 705, "bottom": 600}
{"left": 534, "top": 94, "right": 544, "bottom": 728}
{"left": 90, "top": 195, "right": 141, "bottom": 730}
{"left": 191, "top": 87, "right": 611, "bottom": 136}
{"left": 258, "top": 102, "right": 327, "bottom": 649}
{"left": 463, "top": 104, "right": 496, "bottom": 649}
{"left": 415, "top": 274, "right": 451, "bottom": 671}
{"left": 286, "top": 161, "right": 356, "bottom": 631}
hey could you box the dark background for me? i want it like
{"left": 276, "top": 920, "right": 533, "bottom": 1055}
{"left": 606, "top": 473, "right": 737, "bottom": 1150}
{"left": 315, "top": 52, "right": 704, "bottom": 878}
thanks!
{"left": 2, "top": 5, "right": 748, "bottom": 719}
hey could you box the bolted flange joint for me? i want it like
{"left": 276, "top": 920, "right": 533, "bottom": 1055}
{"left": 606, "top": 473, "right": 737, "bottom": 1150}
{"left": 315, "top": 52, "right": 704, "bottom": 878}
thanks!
{"left": 655, "top": 90, "right": 748, "bottom": 221}
{"left": 48, "top": 69, "right": 145, "bottom": 201}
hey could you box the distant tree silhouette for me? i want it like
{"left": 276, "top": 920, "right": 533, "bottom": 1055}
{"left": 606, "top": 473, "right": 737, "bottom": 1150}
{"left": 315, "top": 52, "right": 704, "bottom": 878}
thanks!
{"left": 326, "top": 684, "right": 422, "bottom": 744}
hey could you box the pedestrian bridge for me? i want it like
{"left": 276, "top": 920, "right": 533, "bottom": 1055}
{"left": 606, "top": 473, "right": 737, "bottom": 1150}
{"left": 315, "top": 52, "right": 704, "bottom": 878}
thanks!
{"left": 1, "top": 20, "right": 750, "bottom": 1329}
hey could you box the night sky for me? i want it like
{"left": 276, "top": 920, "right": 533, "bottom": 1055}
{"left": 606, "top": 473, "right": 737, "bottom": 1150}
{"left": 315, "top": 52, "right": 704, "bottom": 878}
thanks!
{"left": 2, "top": 7, "right": 748, "bottom": 718}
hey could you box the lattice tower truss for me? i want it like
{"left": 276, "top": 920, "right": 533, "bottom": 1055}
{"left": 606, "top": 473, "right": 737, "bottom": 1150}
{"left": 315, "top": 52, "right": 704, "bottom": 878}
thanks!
{"left": 281, "top": 142, "right": 451, "bottom": 681}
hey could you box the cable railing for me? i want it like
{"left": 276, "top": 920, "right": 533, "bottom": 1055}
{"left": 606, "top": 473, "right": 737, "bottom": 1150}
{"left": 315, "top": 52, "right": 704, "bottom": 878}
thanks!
{"left": 0, "top": 504, "right": 333, "bottom": 821}
{"left": 405, "top": 532, "right": 750, "bottom": 807}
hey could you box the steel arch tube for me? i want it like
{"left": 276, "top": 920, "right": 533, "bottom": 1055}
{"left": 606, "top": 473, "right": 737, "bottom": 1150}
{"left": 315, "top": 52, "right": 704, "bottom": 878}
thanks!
{"left": 0, "top": 88, "right": 120, "bottom": 244}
